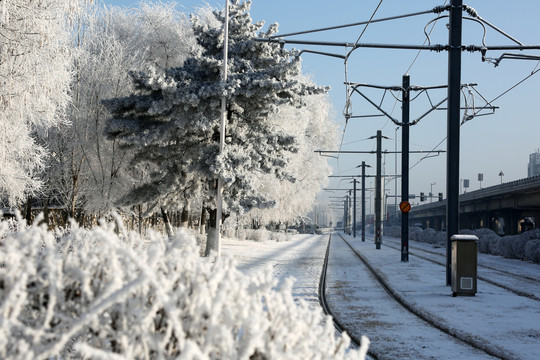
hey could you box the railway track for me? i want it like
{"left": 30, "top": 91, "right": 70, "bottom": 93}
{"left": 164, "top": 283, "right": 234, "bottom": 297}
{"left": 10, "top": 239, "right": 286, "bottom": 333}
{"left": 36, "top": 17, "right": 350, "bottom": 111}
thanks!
{"left": 383, "top": 237, "right": 540, "bottom": 302}
{"left": 319, "top": 233, "right": 508, "bottom": 360}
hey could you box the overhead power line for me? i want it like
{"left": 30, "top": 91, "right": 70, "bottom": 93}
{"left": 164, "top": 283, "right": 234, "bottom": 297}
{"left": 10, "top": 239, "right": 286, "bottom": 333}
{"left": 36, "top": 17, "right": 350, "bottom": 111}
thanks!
{"left": 269, "top": 6, "right": 447, "bottom": 39}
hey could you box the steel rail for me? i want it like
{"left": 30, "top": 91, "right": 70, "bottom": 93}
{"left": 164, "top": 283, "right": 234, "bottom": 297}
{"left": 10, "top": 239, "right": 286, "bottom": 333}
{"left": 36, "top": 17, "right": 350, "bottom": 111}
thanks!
{"left": 333, "top": 233, "right": 512, "bottom": 359}
{"left": 319, "top": 234, "right": 376, "bottom": 358}
{"left": 382, "top": 238, "right": 540, "bottom": 301}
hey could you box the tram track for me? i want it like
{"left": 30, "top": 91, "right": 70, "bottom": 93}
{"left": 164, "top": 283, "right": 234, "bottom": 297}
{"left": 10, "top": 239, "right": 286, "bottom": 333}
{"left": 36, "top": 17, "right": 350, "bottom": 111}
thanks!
{"left": 383, "top": 238, "right": 540, "bottom": 302}
{"left": 318, "top": 234, "right": 372, "bottom": 357}
{"left": 320, "top": 232, "right": 509, "bottom": 360}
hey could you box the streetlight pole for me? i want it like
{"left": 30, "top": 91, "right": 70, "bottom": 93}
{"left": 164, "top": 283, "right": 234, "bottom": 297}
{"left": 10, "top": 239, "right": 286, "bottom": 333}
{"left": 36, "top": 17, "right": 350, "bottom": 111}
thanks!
{"left": 430, "top": 182, "right": 436, "bottom": 203}
{"left": 211, "top": 0, "right": 229, "bottom": 257}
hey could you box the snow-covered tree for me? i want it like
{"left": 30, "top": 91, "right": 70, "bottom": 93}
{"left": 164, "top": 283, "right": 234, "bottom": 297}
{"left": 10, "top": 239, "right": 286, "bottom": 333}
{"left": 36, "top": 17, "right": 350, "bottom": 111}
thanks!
{"left": 243, "top": 87, "right": 338, "bottom": 227}
{"left": 104, "top": 0, "right": 326, "bottom": 248}
{"left": 0, "top": 0, "right": 87, "bottom": 205}
{"left": 45, "top": 2, "right": 195, "bottom": 219}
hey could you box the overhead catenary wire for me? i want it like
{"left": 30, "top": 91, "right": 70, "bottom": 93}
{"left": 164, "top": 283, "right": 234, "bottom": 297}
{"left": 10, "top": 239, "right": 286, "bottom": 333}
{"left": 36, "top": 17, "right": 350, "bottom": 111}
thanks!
{"left": 346, "top": 0, "right": 384, "bottom": 61}
{"left": 269, "top": 6, "right": 447, "bottom": 39}
{"left": 412, "top": 63, "right": 540, "bottom": 170}
{"left": 339, "top": 0, "right": 384, "bottom": 177}
{"left": 298, "top": 3, "right": 539, "bottom": 183}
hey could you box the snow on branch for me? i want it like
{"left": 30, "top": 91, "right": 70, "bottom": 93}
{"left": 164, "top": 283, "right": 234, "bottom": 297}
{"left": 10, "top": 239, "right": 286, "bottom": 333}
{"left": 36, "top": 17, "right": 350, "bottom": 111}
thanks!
{"left": 0, "top": 215, "right": 366, "bottom": 359}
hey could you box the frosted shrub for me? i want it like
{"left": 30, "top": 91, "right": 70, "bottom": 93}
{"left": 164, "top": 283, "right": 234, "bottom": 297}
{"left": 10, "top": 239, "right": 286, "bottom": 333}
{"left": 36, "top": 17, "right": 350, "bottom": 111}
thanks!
{"left": 473, "top": 228, "right": 498, "bottom": 239}
{"left": 0, "top": 215, "right": 366, "bottom": 359}
{"left": 477, "top": 235, "right": 494, "bottom": 254}
{"left": 459, "top": 229, "right": 474, "bottom": 236}
{"left": 268, "top": 231, "right": 289, "bottom": 242}
{"left": 420, "top": 228, "right": 437, "bottom": 244}
{"left": 408, "top": 227, "right": 423, "bottom": 241}
{"left": 383, "top": 226, "right": 401, "bottom": 238}
{"left": 497, "top": 235, "right": 517, "bottom": 258}
{"left": 521, "top": 228, "right": 540, "bottom": 241}
{"left": 489, "top": 237, "right": 502, "bottom": 256}
{"left": 520, "top": 230, "right": 540, "bottom": 263}
{"left": 248, "top": 228, "right": 271, "bottom": 242}
{"left": 434, "top": 231, "right": 447, "bottom": 246}
{"left": 474, "top": 229, "right": 500, "bottom": 254}
{"left": 524, "top": 240, "right": 540, "bottom": 263}
{"left": 511, "top": 236, "right": 529, "bottom": 260}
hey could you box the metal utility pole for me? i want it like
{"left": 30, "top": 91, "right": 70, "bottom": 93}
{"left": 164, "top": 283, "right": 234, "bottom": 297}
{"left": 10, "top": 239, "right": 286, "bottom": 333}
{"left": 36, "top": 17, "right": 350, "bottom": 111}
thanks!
{"left": 375, "top": 130, "right": 383, "bottom": 249}
{"left": 401, "top": 74, "right": 410, "bottom": 262}
{"left": 359, "top": 162, "right": 370, "bottom": 242}
{"left": 353, "top": 179, "right": 357, "bottom": 238}
{"left": 347, "top": 190, "right": 352, "bottom": 235}
{"left": 395, "top": 126, "right": 399, "bottom": 222}
{"left": 446, "top": 0, "right": 462, "bottom": 286}
{"left": 343, "top": 197, "right": 348, "bottom": 234}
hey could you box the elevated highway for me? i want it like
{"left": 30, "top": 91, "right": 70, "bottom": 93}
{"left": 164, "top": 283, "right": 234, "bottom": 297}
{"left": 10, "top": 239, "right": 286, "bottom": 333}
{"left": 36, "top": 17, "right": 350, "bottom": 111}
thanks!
{"left": 408, "top": 175, "right": 540, "bottom": 235}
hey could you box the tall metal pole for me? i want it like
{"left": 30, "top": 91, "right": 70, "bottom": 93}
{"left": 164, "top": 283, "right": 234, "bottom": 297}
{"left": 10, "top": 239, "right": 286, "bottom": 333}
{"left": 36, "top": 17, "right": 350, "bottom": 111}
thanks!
{"left": 353, "top": 179, "right": 357, "bottom": 238}
{"left": 395, "top": 127, "right": 398, "bottom": 223}
{"left": 401, "top": 74, "right": 410, "bottom": 262}
{"left": 446, "top": 0, "right": 462, "bottom": 285}
{"left": 214, "top": 0, "right": 229, "bottom": 257}
{"left": 343, "top": 197, "right": 348, "bottom": 234}
{"left": 361, "top": 162, "right": 367, "bottom": 242}
{"left": 348, "top": 190, "right": 352, "bottom": 235}
{"left": 375, "top": 130, "right": 383, "bottom": 249}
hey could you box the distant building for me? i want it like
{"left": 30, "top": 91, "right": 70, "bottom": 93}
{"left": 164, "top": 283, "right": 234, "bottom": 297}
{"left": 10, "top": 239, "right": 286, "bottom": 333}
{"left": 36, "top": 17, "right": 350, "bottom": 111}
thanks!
{"left": 528, "top": 150, "right": 540, "bottom": 177}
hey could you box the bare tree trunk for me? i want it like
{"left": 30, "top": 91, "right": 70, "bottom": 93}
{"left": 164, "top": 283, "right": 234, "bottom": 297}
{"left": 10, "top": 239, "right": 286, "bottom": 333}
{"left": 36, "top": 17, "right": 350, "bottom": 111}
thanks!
{"left": 205, "top": 208, "right": 219, "bottom": 256}
{"left": 160, "top": 207, "right": 174, "bottom": 238}
{"left": 138, "top": 204, "right": 143, "bottom": 236}
{"left": 180, "top": 207, "right": 189, "bottom": 227}
{"left": 42, "top": 199, "right": 50, "bottom": 229}
{"left": 25, "top": 197, "right": 33, "bottom": 224}
{"left": 199, "top": 207, "right": 207, "bottom": 236}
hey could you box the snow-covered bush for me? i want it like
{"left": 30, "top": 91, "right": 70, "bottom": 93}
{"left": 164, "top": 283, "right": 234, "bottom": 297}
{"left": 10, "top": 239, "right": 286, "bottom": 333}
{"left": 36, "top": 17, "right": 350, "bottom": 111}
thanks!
{"left": 511, "top": 236, "right": 530, "bottom": 260}
{"left": 419, "top": 228, "right": 437, "bottom": 244}
{"left": 496, "top": 235, "right": 518, "bottom": 258}
{"left": 524, "top": 240, "right": 540, "bottom": 263}
{"left": 435, "top": 231, "right": 447, "bottom": 246}
{"left": 0, "top": 215, "right": 367, "bottom": 359}
{"left": 392, "top": 225, "right": 539, "bottom": 263}
{"left": 474, "top": 228, "right": 500, "bottom": 254}
{"left": 383, "top": 226, "right": 401, "bottom": 238}
{"left": 268, "top": 231, "right": 290, "bottom": 243}
{"left": 408, "top": 226, "right": 423, "bottom": 241}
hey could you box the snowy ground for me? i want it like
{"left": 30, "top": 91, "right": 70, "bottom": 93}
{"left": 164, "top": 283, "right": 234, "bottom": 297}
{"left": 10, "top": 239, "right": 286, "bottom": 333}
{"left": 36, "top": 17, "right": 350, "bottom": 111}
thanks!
{"left": 222, "top": 232, "right": 540, "bottom": 360}
{"left": 222, "top": 233, "right": 327, "bottom": 310}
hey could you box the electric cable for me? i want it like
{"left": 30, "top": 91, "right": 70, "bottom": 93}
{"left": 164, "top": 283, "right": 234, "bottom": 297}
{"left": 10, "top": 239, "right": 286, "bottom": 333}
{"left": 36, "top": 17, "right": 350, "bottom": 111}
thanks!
{"left": 467, "top": 67, "right": 540, "bottom": 120}
{"left": 406, "top": 0, "right": 448, "bottom": 74}
{"left": 346, "top": 0, "right": 384, "bottom": 60}
{"left": 270, "top": 7, "right": 446, "bottom": 39}
{"left": 410, "top": 64, "right": 540, "bottom": 170}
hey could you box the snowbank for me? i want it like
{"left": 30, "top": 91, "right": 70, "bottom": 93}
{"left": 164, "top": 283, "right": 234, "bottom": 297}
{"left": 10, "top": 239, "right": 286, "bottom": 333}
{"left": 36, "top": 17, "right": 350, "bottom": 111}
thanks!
{"left": 0, "top": 214, "right": 365, "bottom": 359}
{"left": 384, "top": 225, "right": 540, "bottom": 263}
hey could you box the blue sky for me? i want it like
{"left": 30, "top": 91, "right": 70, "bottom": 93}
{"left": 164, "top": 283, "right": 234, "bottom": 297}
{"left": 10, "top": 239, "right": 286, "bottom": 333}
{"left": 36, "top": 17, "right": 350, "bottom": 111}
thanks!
{"left": 104, "top": 0, "right": 540, "bottom": 212}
